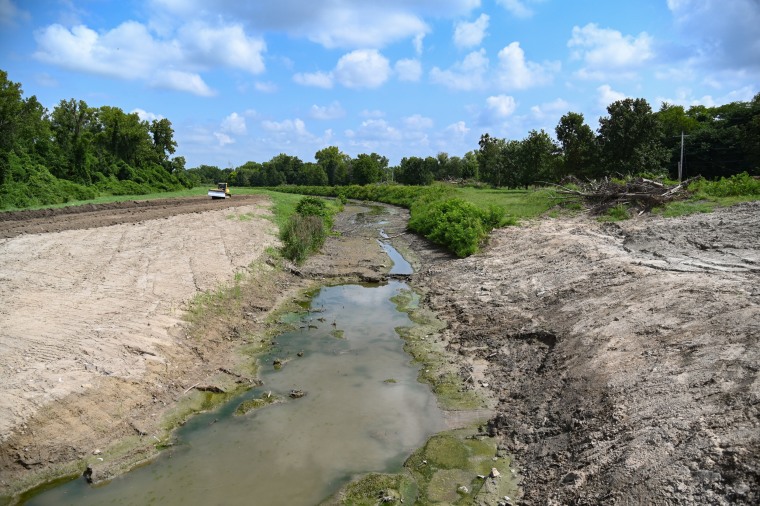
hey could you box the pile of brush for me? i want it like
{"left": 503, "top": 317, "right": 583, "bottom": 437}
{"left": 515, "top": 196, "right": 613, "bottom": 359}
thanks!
{"left": 552, "top": 177, "right": 694, "bottom": 214}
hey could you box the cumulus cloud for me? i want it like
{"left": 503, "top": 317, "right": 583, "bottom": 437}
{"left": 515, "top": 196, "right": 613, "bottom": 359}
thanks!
{"left": 345, "top": 119, "right": 403, "bottom": 146}
{"left": 529, "top": 98, "right": 571, "bottom": 120}
{"left": 597, "top": 84, "right": 627, "bottom": 109}
{"left": 295, "top": 50, "right": 391, "bottom": 89}
{"left": 178, "top": 23, "right": 266, "bottom": 74}
{"left": 668, "top": 0, "right": 760, "bottom": 71}
{"left": 33, "top": 20, "right": 265, "bottom": 95}
{"left": 293, "top": 71, "right": 334, "bottom": 89}
{"left": 454, "top": 13, "right": 489, "bottom": 49}
{"left": 496, "top": 42, "right": 558, "bottom": 89}
{"left": 150, "top": 0, "right": 479, "bottom": 49}
{"left": 334, "top": 49, "right": 391, "bottom": 88}
{"left": 395, "top": 58, "right": 422, "bottom": 82}
{"left": 486, "top": 95, "right": 518, "bottom": 117}
{"left": 568, "top": 23, "right": 654, "bottom": 79}
{"left": 132, "top": 108, "right": 164, "bottom": 122}
{"left": 214, "top": 132, "right": 234, "bottom": 146}
{"left": 152, "top": 70, "right": 215, "bottom": 96}
{"left": 221, "top": 112, "right": 247, "bottom": 135}
{"left": 430, "top": 49, "right": 489, "bottom": 90}
{"left": 310, "top": 101, "right": 346, "bottom": 120}
{"left": 254, "top": 81, "right": 278, "bottom": 93}
{"left": 403, "top": 114, "right": 434, "bottom": 130}
{"left": 496, "top": 0, "right": 544, "bottom": 18}
{"left": 445, "top": 121, "right": 470, "bottom": 136}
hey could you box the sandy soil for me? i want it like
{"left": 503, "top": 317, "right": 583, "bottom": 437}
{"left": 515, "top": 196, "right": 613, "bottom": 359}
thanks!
{"left": 407, "top": 202, "right": 760, "bottom": 505}
{"left": 0, "top": 196, "right": 284, "bottom": 494}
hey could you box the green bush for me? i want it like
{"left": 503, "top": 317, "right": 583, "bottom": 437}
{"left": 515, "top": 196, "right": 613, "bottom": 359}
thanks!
{"left": 689, "top": 172, "right": 760, "bottom": 197}
{"left": 280, "top": 214, "right": 326, "bottom": 264}
{"left": 409, "top": 198, "right": 491, "bottom": 257}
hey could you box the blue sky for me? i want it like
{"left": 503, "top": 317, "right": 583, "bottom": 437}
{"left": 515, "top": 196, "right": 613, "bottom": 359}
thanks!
{"left": 1, "top": 0, "right": 758, "bottom": 168}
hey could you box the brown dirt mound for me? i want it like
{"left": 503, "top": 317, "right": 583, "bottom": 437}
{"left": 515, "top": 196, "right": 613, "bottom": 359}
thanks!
{"left": 410, "top": 201, "right": 760, "bottom": 505}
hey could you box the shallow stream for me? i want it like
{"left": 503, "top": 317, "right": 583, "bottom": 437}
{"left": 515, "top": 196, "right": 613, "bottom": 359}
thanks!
{"left": 26, "top": 232, "right": 444, "bottom": 505}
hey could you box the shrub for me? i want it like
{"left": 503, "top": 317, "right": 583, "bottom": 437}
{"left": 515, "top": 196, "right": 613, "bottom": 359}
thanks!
{"left": 409, "top": 198, "right": 490, "bottom": 257}
{"left": 280, "top": 214, "right": 325, "bottom": 264}
{"left": 689, "top": 172, "right": 760, "bottom": 197}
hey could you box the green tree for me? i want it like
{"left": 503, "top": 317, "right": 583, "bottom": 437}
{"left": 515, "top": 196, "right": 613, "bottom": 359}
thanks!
{"left": 298, "top": 162, "right": 329, "bottom": 186}
{"left": 477, "top": 133, "right": 508, "bottom": 187}
{"left": 315, "top": 146, "right": 350, "bottom": 186}
{"left": 395, "top": 156, "right": 434, "bottom": 185}
{"left": 556, "top": 112, "right": 598, "bottom": 178}
{"left": 50, "top": 98, "right": 96, "bottom": 183}
{"left": 597, "top": 98, "right": 669, "bottom": 176}
{"left": 518, "top": 129, "right": 558, "bottom": 186}
{"left": 150, "top": 118, "right": 178, "bottom": 168}
{"left": 351, "top": 153, "right": 382, "bottom": 185}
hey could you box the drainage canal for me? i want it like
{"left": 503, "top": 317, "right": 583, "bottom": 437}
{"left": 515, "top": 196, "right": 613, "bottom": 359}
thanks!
{"left": 25, "top": 241, "right": 444, "bottom": 505}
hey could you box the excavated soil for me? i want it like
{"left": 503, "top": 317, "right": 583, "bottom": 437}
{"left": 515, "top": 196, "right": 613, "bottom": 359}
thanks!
{"left": 406, "top": 202, "right": 760, "bottom": 505}
{"left": 1, "top": 196, "right": 759, "bottom": 505}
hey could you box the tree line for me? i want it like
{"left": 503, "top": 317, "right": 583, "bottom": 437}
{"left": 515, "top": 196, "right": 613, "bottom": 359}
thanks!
{"left": 193, "top": 95, "right": 759, "bottom": 190}
{"left": 2, "top": 67, "right": 758, "bottom": 209}
{"left": 1, "top": 70, "right": 190, "bottom": 208}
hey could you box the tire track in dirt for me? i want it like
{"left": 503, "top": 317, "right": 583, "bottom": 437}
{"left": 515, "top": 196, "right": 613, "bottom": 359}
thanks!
{"left": 0, "top": 197, "right": 277, "bottom": 444}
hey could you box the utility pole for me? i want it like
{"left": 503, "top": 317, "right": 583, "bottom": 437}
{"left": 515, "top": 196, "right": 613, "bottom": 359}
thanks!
{"left": 678, "top": 131, "right": 685, "bottom": 182}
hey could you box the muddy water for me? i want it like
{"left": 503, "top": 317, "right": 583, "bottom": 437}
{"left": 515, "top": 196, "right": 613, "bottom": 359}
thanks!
{"left": 26, "top": 276, "right": 445, "bottom": 505}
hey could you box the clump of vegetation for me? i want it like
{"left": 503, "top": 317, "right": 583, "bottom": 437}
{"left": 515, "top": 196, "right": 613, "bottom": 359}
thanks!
{"left": 280, "top": 196, "right": 335, "bottom": 263}
{"left": 408, "top": 198, "right": 504, "bottom": 257}
{"left": 235, "top": 393, "right": 278, "bottom": 415}
{"left": 688, "top": 172, "right": 760, "bottom": 197}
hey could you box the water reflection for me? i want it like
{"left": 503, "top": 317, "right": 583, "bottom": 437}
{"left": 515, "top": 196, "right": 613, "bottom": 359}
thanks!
{"left": 26, "top": 282, "right": 444, "bottom": 506}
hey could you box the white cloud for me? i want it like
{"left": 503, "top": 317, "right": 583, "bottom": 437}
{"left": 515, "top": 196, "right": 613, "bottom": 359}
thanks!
{"left": 454, "top": 13, "right": 489, "bottom": 49}
{"left": 430, "top": 49, "right": 488, "bottom": 90}
{"left": 496, "top": 0, "right": 543, "bottom": 18}
{"left": 261, "top": 118, "right": 309, "bottom": 135}
{"left": 597, "top": 84, "right": 627, "bottom": 109}
{"left": 178, "top": 23, "right": 266, "bottom": 74}
{"left": 413, "top": 33, "right": 425, "bottom": 55}
{"left": 496, "top": 41, "right": 558, "bottom": 89}
{"left": 152, "top": 70, "right": 215, "bottom": 96}
{"left": 254, "top": 81, "right": 278, "bottom": 93}
{"left": 569, "top": 23, "right": 654, "bottom": 79}
{"left": 221, "top": 112, "right": 247, "bottom": 135}
{"left": 486, "top": 95, "right": 517, "bottom": 117}
{"left": 32, "top": 19, "right": 265, "bottom": 95}
{"left": 334, "top": 49, "right": 391, "bottom": 88}
{"left": 445, "top": 121, "right": 470, "bottom": 136}
{"left": 214, "top": 132, "right": 234, "bottom": 146}
{"left": 529, "top": 98, "right": 571, "bottom": 120}
{"left": 150, "top": 0, "right": 480, "bottom": 49}
{"left": 395, "top": 58, "right": 422, "bottom": 82}
{"left": 310, "top": 101, "right": 346, "bottom": 120}
{"left": 132, "top": 108, "right": 164, "bottom": 122}
{"left": 361, "top": 109, "right": 386, "bottom": 118}
{"left": 293, "top": 71, "right": 334, "bottom": 89}
{"left": 404, "top": 114, "right": 434, "bottom": 130}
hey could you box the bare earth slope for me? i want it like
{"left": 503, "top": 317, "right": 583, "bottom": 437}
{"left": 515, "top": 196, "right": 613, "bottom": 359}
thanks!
{"left": 0, "top": 196, "right": 280, "bottom": 493}
{"left": 412, "top": 202, "right": 760, "bottom": 504}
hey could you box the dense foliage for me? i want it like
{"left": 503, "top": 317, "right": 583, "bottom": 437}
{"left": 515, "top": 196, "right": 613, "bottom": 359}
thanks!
{"left": 280, "top": 196, "right": 336, "bottom": 264}
{"left": 0, "top": 70, "right": 190, "bottom": 209}
{"left": 269, "top": 184, "right": 509, "bottom": 257}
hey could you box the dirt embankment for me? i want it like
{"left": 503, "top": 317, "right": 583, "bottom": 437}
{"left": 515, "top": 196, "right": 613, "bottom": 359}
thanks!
{"left": 0, "top": 196, "right": 300, "bottom": 496}
{"left": 409, "top": 202, "right": 760, "bottom": 505}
